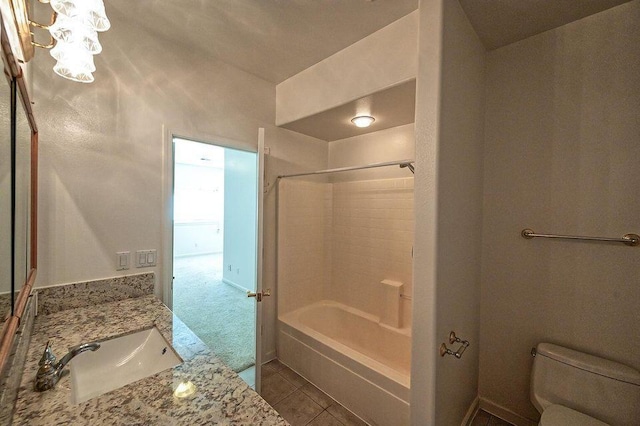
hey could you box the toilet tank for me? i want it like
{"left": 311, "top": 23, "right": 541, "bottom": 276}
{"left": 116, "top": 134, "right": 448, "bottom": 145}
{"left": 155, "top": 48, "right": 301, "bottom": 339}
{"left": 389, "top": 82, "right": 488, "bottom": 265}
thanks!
{"left": 530, "top": 343, "right": 640, "bottom": 426}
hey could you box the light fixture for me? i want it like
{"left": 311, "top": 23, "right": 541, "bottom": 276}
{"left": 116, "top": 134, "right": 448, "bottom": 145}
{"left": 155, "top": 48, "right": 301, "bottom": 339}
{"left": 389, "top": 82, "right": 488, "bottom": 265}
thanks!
{"left": 47, "top": 0, "right": 110, "bottom": 83}
{"left": 351, "top": 115, "right": 375, "bottom": 128}
{"left": 5, "top": 0, "right": 110, "bottom": 83}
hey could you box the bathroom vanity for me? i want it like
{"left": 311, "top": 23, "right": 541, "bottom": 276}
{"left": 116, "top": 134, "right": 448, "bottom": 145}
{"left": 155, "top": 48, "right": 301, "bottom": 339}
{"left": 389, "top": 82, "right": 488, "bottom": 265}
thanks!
{"left": 10, "top": 295, "right": 287, "bottom": 425}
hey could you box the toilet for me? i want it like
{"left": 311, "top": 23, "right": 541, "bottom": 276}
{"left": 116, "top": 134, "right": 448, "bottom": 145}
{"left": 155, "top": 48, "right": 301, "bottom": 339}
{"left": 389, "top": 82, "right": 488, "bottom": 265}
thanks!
{"left": 530, "top": 343, "right": 640, "bottom": 426}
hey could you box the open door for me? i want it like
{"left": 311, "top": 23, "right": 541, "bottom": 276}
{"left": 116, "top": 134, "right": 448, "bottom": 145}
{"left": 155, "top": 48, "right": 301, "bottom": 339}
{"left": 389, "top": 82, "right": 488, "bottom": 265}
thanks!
{"left": 168, "top": 132, "right": 263, "bottom": 389}
{"left": 251, "top": 128, "right": 266, "bottom": 392}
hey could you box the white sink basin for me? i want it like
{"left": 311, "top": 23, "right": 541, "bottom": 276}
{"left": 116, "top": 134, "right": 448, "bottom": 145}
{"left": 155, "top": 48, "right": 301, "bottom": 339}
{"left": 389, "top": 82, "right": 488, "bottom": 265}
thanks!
{"left": 70, "top": 326, "right": 182, "bottom": 404}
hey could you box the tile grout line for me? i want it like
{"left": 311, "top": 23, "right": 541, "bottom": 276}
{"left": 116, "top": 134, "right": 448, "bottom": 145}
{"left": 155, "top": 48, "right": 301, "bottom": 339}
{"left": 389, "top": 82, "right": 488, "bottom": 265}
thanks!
{"left": 304, "top": 409, "right": 323, "bottom": 426}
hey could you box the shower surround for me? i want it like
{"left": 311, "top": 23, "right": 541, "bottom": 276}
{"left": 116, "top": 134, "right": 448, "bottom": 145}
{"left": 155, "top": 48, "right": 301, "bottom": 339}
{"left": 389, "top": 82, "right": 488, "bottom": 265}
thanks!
{"left": 277, "top": 176, "right": 414, "bottom": 426}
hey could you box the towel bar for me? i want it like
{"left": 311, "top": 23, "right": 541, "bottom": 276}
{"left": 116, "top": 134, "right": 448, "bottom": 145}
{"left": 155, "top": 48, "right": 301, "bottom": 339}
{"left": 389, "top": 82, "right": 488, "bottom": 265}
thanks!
{"left": 521, "top": 229, "right": 639, "bottom": 247}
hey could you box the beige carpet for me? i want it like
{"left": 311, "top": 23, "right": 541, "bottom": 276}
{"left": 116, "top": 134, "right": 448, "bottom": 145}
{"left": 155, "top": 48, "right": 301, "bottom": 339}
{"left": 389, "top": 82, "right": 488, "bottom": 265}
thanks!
{"left": 172, "top": 254, "right": 255, "bottom": 372}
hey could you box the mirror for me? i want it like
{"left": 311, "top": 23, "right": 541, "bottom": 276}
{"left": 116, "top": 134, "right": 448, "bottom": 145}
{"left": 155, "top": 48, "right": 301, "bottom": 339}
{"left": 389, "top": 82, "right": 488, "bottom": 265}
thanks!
{"left": 0, "top": 76, "right": 10, "bottom": 318}
{"left": 0, "top": 0, "right": 39, "bottom": 379}
{"left": 14, "top": 80, "right": 31, "bottom": 310}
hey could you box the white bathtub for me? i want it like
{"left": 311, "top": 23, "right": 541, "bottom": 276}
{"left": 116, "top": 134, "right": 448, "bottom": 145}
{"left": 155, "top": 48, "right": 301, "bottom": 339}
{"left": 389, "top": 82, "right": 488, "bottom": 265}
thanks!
{"left": 278, "top": 300, "right": 410, "bottom": 426}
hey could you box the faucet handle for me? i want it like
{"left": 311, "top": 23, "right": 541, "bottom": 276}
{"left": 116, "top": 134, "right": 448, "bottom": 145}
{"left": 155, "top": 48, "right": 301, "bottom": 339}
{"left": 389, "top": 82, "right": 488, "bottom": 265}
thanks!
{"left": 39, "top": 340, "right": 56, "bottom": 366}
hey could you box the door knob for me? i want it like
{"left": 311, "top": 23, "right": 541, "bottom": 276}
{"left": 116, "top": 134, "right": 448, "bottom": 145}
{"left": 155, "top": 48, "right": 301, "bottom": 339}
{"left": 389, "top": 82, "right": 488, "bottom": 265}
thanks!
{"left": 247, "top": 289, "right": 271, "bottom": 302}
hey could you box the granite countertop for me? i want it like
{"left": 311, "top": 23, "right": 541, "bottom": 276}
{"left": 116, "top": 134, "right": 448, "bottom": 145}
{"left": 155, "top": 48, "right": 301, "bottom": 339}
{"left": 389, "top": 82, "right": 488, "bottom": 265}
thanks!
{"left": 12, "top": 295, "right": 288, "bottom": 425}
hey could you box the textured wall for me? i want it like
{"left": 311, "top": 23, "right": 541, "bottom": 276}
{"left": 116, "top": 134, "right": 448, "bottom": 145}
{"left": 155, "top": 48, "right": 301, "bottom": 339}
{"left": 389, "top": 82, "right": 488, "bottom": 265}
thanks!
{"left": 411, "top": 0, "right": 486, "bottom": 424}
{"left": 32, "top": 9, "right": 273, "bottom": 289}
{"left": 222, "top": 149, "right": 258, "bottom": 292}
{"left": 30, "top": 5, "right": 329, "bottom": 361}
{"left": 328, "top": 124, "right": 415, "bottom": 182}
{"left": 410, "top": 1, "right": 442, "bottom": 422}
{"left": 432, "top": 0, "right": 486, "bottom": 424}
{"left": 480, "top": 1, "right": 640, "bottom": 422}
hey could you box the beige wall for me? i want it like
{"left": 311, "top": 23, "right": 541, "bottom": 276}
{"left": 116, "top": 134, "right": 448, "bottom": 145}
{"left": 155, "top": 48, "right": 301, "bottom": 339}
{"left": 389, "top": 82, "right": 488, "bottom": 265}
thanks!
{"left": 275, "top": 12, "right": 418, "bottom": 126}
{"left": 433, "top": 0, "right": 486, "bottom": 424}
{"left": 412, "top": 0, "right": 486, "bottom": 424}
{"left": 479, "top": 1, "right": 640, "bottom": 422}
{"left": 31, "top": 6, "right": 328, "bottom": 360}
{"left": 410, "top": 0, "right": 442, "bottom": 422}
{"left": 328, "top": 124, "right": 415, "bottom": 182}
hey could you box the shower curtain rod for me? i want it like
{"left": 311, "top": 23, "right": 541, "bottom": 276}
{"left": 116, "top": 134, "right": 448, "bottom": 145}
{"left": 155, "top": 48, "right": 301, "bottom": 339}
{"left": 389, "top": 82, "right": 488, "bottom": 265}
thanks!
{"left": 277, "top": 159, "right": 415, "bottom": 179}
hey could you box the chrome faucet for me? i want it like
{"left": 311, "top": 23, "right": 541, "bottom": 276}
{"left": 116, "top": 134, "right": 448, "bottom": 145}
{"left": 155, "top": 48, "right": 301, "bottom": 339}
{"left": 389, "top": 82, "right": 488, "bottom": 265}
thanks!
{"left": 34, "top": 340, "right": 100, "bottom": 392}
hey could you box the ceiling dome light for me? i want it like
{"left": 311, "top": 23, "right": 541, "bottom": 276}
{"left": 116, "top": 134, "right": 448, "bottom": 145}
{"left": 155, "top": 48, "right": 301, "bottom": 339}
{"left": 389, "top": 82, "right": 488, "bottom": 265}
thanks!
{"left": 351, "top": 115, "right": 375, "bottom": 128}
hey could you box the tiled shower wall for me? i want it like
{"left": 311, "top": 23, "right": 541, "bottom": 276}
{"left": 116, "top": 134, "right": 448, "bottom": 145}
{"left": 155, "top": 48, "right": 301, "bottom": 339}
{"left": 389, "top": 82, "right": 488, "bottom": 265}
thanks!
{"left": 277, "top": 179, "right": 332, "bottom": 315}
{"left": 278, "top": 177, "right": 413, "bottom": 328}
{"left": 331, "top": 178, "right": 413, "bottom": 328}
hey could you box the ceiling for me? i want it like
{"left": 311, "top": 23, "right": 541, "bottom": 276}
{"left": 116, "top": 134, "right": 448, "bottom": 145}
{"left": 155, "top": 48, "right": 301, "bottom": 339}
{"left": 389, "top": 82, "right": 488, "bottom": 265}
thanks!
{"left": 106, "top": 0, "right": 419, "bottom": 84}
{"left": 101, "top": 0, "right": 633, "bottom": 85}
{"left": 459, "top": 0, "right": 632, "bottom": 50}
{"left": 54, "top": 1, "right": 629, "bottom": 142}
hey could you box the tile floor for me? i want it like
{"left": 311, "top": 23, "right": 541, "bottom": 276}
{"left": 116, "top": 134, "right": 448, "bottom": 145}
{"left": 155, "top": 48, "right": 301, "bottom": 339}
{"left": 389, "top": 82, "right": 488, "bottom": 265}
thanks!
{"left": 260, "top": 359, "right": 368, "bottom": 426}
{"left": 470, "top": 409, "right": 515, "bottom": 426}
{"left": 260, "top": 360, "right": 514, "bottom": 426}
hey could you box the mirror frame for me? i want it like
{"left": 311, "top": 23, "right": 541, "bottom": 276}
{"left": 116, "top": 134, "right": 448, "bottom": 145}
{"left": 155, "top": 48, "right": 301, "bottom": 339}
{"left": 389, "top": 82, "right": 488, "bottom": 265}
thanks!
{"left": 0, "top": 15, "right": 38, "bottom": 376}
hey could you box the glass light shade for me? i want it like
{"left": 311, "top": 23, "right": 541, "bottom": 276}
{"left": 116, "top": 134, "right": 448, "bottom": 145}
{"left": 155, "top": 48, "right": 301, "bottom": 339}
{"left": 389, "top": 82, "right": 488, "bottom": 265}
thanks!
{"left": 81, "top": 31, "right": 102, "bottom": 54}
{"left": 50, "top": 17, "right": 102, "bottom": 54}
{"left": 49, "top": 15, "right": 82, "bottom": 42}
{"left": 50, "top": 0, "right": 77, "bottom": 17}
{"left": 351, "top": 115, "right": 375, "bottom": 128}
{"left": 50, "top": 42, "right": 98, "bottom": 66}
{"left": 50, "top": 0, "right": 110, "bottom": 31}
{"left": 53, "top": 47, "right": 96, "bottom": 83}
{"left": 48, "top": 0, "right": 108, "bottom": 83}
{"left": 86, "top": 10, "right": 110, "bottom": 32}
{"left": 54, "top": 62, "right": 95, "bottom": 83}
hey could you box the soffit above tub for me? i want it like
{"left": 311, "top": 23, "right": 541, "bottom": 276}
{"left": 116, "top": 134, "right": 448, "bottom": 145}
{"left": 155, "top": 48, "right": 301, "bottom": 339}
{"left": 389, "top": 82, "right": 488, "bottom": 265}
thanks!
{"left": 459, "top": 0, "right": 633, "bottom": 50}
{"left": 280, "top": 79, "right": 416, "bottom": 142}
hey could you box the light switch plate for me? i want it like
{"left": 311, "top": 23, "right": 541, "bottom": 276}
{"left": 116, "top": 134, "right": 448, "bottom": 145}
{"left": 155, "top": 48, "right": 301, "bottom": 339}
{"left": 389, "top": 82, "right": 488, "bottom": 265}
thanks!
{"left": 135, "top": 249, "right": 157, "bottom": 268}
{"left": 116, "top": 252, "right": 130, "bottom": 271}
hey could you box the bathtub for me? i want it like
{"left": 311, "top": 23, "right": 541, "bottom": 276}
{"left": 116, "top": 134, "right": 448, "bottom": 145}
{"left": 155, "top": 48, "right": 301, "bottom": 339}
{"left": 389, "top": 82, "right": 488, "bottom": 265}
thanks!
{"left": 278, "top": 300, "right": 410, "bottom": 426}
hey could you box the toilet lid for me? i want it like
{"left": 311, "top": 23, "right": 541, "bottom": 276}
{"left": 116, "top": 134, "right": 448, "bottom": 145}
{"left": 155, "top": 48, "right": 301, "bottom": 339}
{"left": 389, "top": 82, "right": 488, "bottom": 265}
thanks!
{"left": 540, "top": 405, "right": 609, "bottom": 426}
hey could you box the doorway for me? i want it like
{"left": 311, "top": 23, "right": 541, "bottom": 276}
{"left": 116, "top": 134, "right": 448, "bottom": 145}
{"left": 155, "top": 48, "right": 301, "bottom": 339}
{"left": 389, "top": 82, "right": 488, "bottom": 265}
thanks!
{"left": 171, "top": 137, "right": 259, "bottom": 386}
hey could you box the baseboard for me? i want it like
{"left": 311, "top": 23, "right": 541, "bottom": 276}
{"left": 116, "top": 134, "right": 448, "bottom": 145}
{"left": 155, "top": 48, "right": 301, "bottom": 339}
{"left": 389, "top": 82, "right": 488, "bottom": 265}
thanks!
{"left": 262, "top": 350, "right": 277, "bottom": 364}
{"left": 222, "top": 278, "right": 251, "bottom": 293}
{"left": 462, "top": 396, "right": 480, "bottom": 426}
{"left": 174, "top": 251, "right": 220, "bottom": 258}
{"left": 479, "top": 398, "right": 538, "bottom": 426}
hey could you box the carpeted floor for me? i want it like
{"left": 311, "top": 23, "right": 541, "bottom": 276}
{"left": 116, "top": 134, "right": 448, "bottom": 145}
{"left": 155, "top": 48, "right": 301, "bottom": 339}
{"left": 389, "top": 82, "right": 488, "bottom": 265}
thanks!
{"left": 172, "top": 254, "right": 255, "bottom": 372}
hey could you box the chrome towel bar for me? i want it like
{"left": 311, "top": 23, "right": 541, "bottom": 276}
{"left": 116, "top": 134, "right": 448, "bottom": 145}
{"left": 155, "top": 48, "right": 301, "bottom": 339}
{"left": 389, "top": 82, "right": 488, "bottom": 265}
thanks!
{"left": 521, "top": 229, "right": 639, "bottom": 247}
